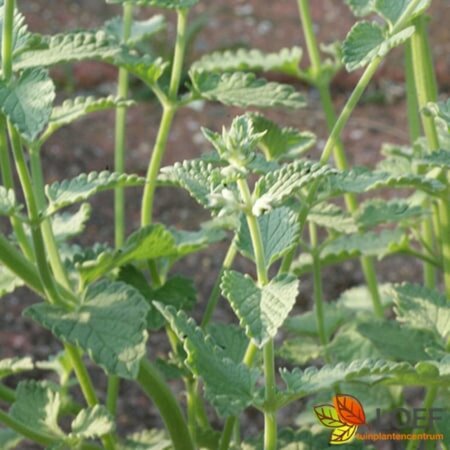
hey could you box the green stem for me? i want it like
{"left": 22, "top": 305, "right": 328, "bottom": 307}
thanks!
{"left": 201, "top": 243, "right": 237, "bottom": 328}
{"left": 137, "top": 359, "right": 194, "bottom": 450}
{"left": 297, "top": 0, "right": 383, "bottom": 318}
{"left": 0, "top": 383, "right": 15, "bottom": 403}
{"left": 2, "top": 0, "right": 15, "bottom": 80}
{"left": 141, "top": 9, "right": 189, "bottom": 226}
{"left": 109, "top": 2, "right": 134, "bottom": 419}
{"left": 406, "top": 386, "right": 438, "bottom": 450}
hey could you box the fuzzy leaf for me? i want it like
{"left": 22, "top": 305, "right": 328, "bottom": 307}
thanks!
{"left": 0, "top": 68, "right": 54, "bottom": 141}
{"left": 157, "top": 305, "right": 260, "bottom": 417}
{"left": 43, "top": 96, "right": 132, "bottom": 142}
{"left": 425, "top": 99, "right": 450, "bottom": 131}
{"left": 0, "top": 265, "right": 24, "bottom": 297}
{"left": 0, "top": 357, "right": 33, "bottom": 379}
{"left": 121, "top": 429, "right": 171, "bottom": 450}
{"left": 191, "top": 47, "right": 303, "bottom": 77}
{"left": 418, "top": 149, "right": 450, "bottom": 169}
{"left": 374, "top": 0, "right": 430, "bottom": 28}
{"left": 190, "top": 71, "right": 306, "bottom": 108}
{"left": 254, "top": 161, "right": 334, "bottom": 214}
{"left": 159, "top": 160, "right": 225, "bottom": 208}
{"left": 51, "top": 203, "right": 91, "bottom": 242}
{"left": 321, "top": 229, "right": 407, "bottom": 259}
{"left": 221, "top": 270, "right": 299, "bottom": 348}
{"left": 170, "top": 227, "right": 225, "bottom": 259}
{"left": 237, "top": 207, "right": 301, "bottom": 267}
{"left": 10, "top": 381, "right": 63, "bottom": 437}
{"left": 15, "top": 31, "right": 121, "bottom": 70}
{"left": 319, "top": 167, "right": 444, "bottom": 199}
{"left": 344, "top": 0, "right": 374, "bottom": 16}
{"left": 0, "top": 6, "right": 33, "bottom": 59}
{"left": 279, "top": 337, "right": 323, "bottom": 365}
{"left": 105, "top": 0, "right": 198, "bottom": 9}
{"left": 393, "top": 283, "right": 450, "bottom": 341}
{"left": 45, "top": 171, "right": 144, "bottom": 213}
{"left": 104, "top": 15, "right": 165, "bottom": 45}
{"left": 116, "top": 53, "right": 168, "bottom": 86}
{"left": 0, "top": 429, "right": 22, "bottom": 450}
{"left": 25, "top": 281, "right": 149, "bottom": 379}
{"left": 207, "top": 324, "right": 248, "bottom": 364}
{"left": 250, "top": 113, "right": 316, "bottom": 161}
{"left": 308, "top": 203, "right": 357, "bottom": 233}
{"left": 71, "top": 406, "right": 114, "bottom": 439}
{"left": 355, "top": 199, "right": 425, "bottom": 228}
{"left": 0, "top": 187, "right": 21, "bottom": 217}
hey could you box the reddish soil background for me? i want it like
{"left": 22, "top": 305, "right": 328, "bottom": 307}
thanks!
{"left": 1, "top": 0, "right": 450, "bottom": 449}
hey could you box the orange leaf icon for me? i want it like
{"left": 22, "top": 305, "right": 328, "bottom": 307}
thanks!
{"left": 314, "top": 404, "right": 345, "bottom": 428}
{"left": 330, "top": 424, "right": 357, "bottom": 445}
{"left": 333, "top": 394, "right": 366, "bottom": 426}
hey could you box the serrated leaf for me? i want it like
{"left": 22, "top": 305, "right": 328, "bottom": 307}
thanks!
{"left": 115, "top": 53, "right": 168, "bottom": 86}
{"left": 342, "top": 21, "right": 415, "bottom": 71}
{"left": 314, "top": 405, "right": 344, "bottom": 428}
{"left": 159, "top": 160, "right": 225, "bottom": 209}
{"left": 156, "top": 305, "right": 260, "bottom": 417}
{"left": 279, "top": 337, "right": 323, "bottom": 365}
{"left": 0, "top": 186, "right": 22, "bottom": 217}
{"left": 356, "top": 199, "right": 426, "bottom": 228}
{"left": 190, "top": 71, "right": 306, "bottom": 108}
{"left": 374, "top": 0, "right": 430, "bottom": 28}
{"left": 221, "top": 270, "right": 299, "bottom": 347}
{"left": 319, "top": 167, "right": 444, "bottom": 199}
{"left": 254, "top": 161, "right": 334, "bottom": 214}
{"left": 24, "top": 281, "right": 149, "bottom": 379}
{"left": 15, "top": 31, "right": 121, "bottom": 70}
{"left": 344, "top": 0, "right": 374, "bottom": 17}
{"left": 71, "top": 405, "right": 114, "bottom": 439}
{"left": 104, "top": 15, "right": 165, "bottom": 45}
{"left": 78, "top": 225, "right": 176, "bottom": 284}
{"left": 249, "top": 113, "right": 316, "bottom": 161}
{"left": 120, "top": 429, "right": 171, "bottom": 450}
{"left": 170, "top": 226, "right": 225, "bottom": 259}
{"left": 0, "top": 357, "right": 33, "bottom": 379}
{"left": 0, "top": 68, "right": 55, "bottom": 141}
{"left": 357, "top": 320, "right": 442, "bottom": 362}
{"left": 43, "top": 96, "right": 133, "bottom": 142}
{"left": 51, "top": 203, "right": 91, "bottom": 242}
{"left": 425, "top": 99, "right": 450, "bottom": 132}
{"left": 207, "top": 323, "right": 249, "bottom": 364}
{"left": 418, "top": 149, "right": 450, "bottom": 168}
{"left": 10, "top": 381, "right": 63, "bottom": 437}
{"left": 45, "top": 171, "right": 145, "bottom": 213}
{"left": 191, "top": 47, "right": 303, "bottom": 77}
{"left": 0, "top": 6, "right": 33, "bottom": 59}
{"left": 330, "top": 424, "right": 357, "bottom": 444}
{"left": 237, "top": 207, "right": 301, "bottom": 268}
{"left": 308, "top": 203, "right": 357, "bottom": 233}
{"left": 321, "top": 229, "right": 408, "bottom": 259}
{"left": 392, "top": 283, "right": 450, "bottom": 341}
{"left": 0, "top": 265, "right": 24, "bottom": 297}
{"left": 106, "top": 0, "right": 198, "bottom": 9}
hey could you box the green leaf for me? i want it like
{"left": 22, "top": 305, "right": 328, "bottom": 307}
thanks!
{"left": 237, "top": 207, "right": 301, "bottom": 268}
{"left": 0, "top": 265, "right": 24, "bottom": 297}
{"left": 115, "top": 53, "right": 168, "bottom": 87}
{"left": 10, "top": 381, "right": 63, "bottom": 437}
{"left": 71, "top": 406, "right": 114, "bottom": 439}
{"left": 418, "top": 149, "right": 450, "bottom": 169}
{"left": 120, "top": 429, "right": 171, "bottom": 450}
{"left": 357, "top": 320, "right": 442, "bottom": 363}
{"left": 393, "top": 283, "right": 450, "bottom": 341}
{"left": 0, "top": 6, "right": 33, "bottom": 59}
{"left": 355, "top": 199, "right": 426, "bottom": 228}
{"left": 104, "top": 15, "right": 165, "bottom": 45}
{"left": 344, "top": 0, "right": 374, "bottom": 16}
{"left": 321, "top": 229, "right": 408, "bottom": 259}
{"left": 159, "top": 160, "right": 225, "bottom": 209}
{"left": 249, "top": 113, "right": 316, "bottom": 161}
{"left": 78, "top": 225, "right": 176, "bottom": 284}
{"left": 336, "top": 283, "right": 394, "bottom": 312}
{"left": 374, "top": 0, "right": 430, "bottom": 28}
{"left": 190, "top": 71, "right": 306, "bottom": 108}
{"left": 319, "top": 167, "right": 445, "bottom": 199}
{"left": 105, "top": 0, "right": 198, "bottom": 9}
{"left": 0, "top": 357, "right": 33, "bottom": 379}
{"left": 15, "top": 31, "right": 121, "bottom": 70}
{"left": 51, "top": 203, "right": 91, "bottom": 242}
{"left": 424, "top": 99, "right": 450, "bottom": 131}
{"left": 43, "top": 96, "right": 133, "bottom": 142}
{"left": 25, "top": 281, "right": 149, "bottom": 379}
{"left": 170, "top": 226, "right": 226, "bottom": 259}
{"left": 0, "top": 186, "right": 21, "bottom": 217}
{"left": 254, "top": 160, "right": 334, "bottom": 214}
{"left": 0, "top": 429, "right": 22, "bottom": 450}
{"left": 221, "top": 270, "right": 299, "bottom": 348}
{"left": 0, "top": 68, "right": 54, "bottom": 141}
{"left": 279, "top": 337, "right": 323, "bottom": 365}
{"left": 207, "top": 323, "right": 249, "bottom": 364}
{"left": 308, "top": 203, "right": 357, "bottom": 233}
{"left": 45, "top": 171, "right": 145, "bottom": 213}
{"left": 191, "top": 47, "right": 303, "bottom": 77}
{"left": 157, "top": 305, "right": 260, "bottom": 417}
{"left": 342, "top": 21, "right": 415, "bottom": 71}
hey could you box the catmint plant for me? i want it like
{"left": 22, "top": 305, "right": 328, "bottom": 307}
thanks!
{"left": 0, "top": 0, "right": 449, "bottom": 449}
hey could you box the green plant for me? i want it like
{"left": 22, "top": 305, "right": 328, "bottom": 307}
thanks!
{"left": 0, "top": 0, "right": 449, "bottom": 449}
